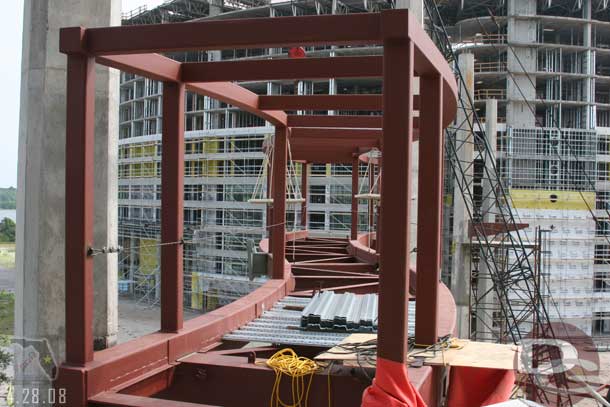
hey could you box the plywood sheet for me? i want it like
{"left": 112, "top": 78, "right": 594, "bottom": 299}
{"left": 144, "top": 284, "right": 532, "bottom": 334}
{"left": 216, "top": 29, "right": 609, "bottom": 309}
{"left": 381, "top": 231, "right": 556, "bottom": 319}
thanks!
{"left": 315, "top": 334, "right": 521, "bottom": 371}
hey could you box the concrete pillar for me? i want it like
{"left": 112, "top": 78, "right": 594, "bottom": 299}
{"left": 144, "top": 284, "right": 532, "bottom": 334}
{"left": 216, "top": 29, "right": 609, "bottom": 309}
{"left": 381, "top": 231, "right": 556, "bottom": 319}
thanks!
{"left": 395, "top": 0, "right": 423, "bottom": 24}
{"left": 450, "top": 52, "right": 475, "bottom": 339}
{"left": 395, "top": 0, "right": 421, "bottom": 264}
{"left": 506, "top": 0, "right": 537, "bottom": 127}
{"left": 583, "top": 0, "right": 594, "bottom": 129}
{"left": 16, "top": 0, "right": 119, "bottom": 402}
{"left": 475, "top": 99, "right": 498, "bottom": 340}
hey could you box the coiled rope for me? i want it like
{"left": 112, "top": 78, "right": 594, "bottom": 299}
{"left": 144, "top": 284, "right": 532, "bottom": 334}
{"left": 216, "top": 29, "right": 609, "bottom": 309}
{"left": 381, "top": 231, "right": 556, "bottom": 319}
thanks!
{"left": 265, "top": 348, "right": 322, "bottom": 407}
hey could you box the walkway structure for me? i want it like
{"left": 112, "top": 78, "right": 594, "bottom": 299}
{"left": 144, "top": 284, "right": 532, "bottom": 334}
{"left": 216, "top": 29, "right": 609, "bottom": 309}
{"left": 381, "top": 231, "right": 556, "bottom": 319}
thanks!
{"left": 57, "top": 10, "right": 464, "bottom": 406}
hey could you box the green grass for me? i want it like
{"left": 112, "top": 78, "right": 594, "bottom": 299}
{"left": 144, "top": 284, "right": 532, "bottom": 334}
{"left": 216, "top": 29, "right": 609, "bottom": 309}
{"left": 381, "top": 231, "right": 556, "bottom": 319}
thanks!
{"left": 0, "top": 291, "right": 13, "bottom": 336}
{"left": 0, "top": 244, "right": 14, "bottom": 270}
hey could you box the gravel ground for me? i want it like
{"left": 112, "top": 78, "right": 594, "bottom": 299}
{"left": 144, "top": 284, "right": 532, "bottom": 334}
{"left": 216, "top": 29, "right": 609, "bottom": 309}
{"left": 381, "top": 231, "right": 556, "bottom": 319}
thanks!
{"left": 117, "top": 297, "right": 203, "bottom": 343}
{"left": 0, "top": 268, "right": 14, "bottom": 293}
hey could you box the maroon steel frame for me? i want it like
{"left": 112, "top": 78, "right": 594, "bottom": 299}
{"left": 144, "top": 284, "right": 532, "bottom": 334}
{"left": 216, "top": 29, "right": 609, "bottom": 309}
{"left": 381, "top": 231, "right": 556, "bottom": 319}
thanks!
{"left": 58, "top": 10, "right": 457, "bottom": 406}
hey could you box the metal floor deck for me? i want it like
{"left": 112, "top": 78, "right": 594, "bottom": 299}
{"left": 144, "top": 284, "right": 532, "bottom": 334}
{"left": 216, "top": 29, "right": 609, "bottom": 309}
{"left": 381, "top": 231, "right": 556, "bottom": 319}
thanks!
{"left": 223, "top": 295, "right": 415, "bottom": 348}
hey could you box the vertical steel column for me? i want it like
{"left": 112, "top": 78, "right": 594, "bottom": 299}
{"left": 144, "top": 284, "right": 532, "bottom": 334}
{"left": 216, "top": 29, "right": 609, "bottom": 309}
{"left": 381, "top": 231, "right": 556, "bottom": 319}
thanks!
{"left": 376, "top": 160, "right": 382, "bottom": 253}
{"left": 161, "top": 81, "right": 185, "bottom": 333}
{"left": 301, "top": 162, "right": 308, "bottom": 228}
{"left": 377, "top": 37, "right": 414, "bottom": 363}
{"left": 368, "top": 163, "right": 375, "bottom": 233}
{"left": 351, "top": 156, "right": 359, "bottom": 240}
{"left": 271, "top": 127, "right": 287, "bottom": 279}
{"left": 65, "top": 53, "right": 95, "bottom": 365}
{"left": 415, "top": 75, "right": 444, "bottom": 345}
{"left": 267, "top": 159, "right": 273, "bottom": 251}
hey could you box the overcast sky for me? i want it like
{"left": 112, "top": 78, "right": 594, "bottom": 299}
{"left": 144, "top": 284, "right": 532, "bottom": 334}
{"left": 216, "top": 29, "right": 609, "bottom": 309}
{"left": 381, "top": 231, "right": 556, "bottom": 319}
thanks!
{"left": 0, "top": 1, "right": 164, "bottom": 189}
{"left": 1, "top": 1, "right": 23, "bottom": 188}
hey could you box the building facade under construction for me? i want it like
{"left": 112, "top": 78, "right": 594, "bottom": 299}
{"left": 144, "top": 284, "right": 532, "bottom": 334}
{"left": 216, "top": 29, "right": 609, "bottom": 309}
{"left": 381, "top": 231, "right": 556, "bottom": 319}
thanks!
{"left": 439, "top": 0, "right": 610, "bottom": 341}
{"left": 117, "top": 0, "right": 383, "bottom": 311}
{"left": 116, "top": 0, "right": 610, "bottom": 343}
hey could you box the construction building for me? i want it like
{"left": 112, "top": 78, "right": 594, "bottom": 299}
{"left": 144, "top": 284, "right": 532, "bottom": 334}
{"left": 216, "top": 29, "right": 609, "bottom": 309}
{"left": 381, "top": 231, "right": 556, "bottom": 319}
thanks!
{"left": 116, "top": 0, "right": 610, "bottom": 343}
{"left": 438, "top": 0, "right": 610, "bottom": 340}
{"left": 18, "top": 0, "right": 608, "bottom": 404}
{"left": 117, "top": 0, "right": 383, "bottom": 311}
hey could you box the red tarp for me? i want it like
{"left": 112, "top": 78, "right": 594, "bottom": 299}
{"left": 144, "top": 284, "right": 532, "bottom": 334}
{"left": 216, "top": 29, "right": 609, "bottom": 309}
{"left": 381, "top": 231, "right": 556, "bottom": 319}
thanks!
{"left": 447, "top": 366, "right": 515, "bottom": 407}
{"left": 361, "top": 359, "right": 515, "bottom": 407}
{"left": 361, "top": 357, "right": 427, "bottom": 407}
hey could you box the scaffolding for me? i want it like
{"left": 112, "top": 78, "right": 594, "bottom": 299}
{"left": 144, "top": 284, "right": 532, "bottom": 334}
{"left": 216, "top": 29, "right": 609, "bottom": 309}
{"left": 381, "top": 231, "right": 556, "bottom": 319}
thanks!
{"left": 426, "top": 0, "right": 576, "bottom": 403}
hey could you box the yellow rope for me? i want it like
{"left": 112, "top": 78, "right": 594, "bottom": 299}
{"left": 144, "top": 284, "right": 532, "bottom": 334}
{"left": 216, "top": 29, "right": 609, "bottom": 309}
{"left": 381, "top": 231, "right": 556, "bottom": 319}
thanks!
{"left": 265, "top": 348, "right": 323, "bottom": 407}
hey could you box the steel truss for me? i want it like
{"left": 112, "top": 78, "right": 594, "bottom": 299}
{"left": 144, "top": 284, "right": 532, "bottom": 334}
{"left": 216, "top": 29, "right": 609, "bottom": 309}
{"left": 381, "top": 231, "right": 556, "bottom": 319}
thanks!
{"left": 425, "top": 0, "right": 574, "bottom": 405}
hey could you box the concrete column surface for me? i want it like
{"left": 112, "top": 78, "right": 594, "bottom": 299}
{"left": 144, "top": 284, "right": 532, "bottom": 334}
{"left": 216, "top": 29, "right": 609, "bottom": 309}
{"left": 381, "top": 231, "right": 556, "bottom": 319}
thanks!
{"left": 506, "top": 0, "right": 536, "bottom": 127}
{"left": 475, "top": 99, "right": 498, "bottom": 340}
{"left": 451, "top": 52, "right": 474, "bottom": 339}
{"left": 395, "top": 0, "right": 421, "bottom": 265}
{"left": 16, "top": 0, "right": 119, "bottom": 401}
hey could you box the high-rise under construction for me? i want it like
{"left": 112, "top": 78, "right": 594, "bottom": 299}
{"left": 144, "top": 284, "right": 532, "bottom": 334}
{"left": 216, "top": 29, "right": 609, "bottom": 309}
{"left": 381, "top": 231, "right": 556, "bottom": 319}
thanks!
{"left": 116, "top": 0, "right": 610, "bottom": 343}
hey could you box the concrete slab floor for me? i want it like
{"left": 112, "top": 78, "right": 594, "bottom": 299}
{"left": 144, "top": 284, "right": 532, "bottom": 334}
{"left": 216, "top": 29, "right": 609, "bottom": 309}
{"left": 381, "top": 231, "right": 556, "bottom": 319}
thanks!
{"left": 117, "top": 297, "right": 202, "bottom": 343}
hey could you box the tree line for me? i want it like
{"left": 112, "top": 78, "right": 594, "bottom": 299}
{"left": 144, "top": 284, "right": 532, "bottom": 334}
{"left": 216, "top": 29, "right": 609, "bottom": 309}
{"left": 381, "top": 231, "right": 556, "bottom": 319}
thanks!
{"left": 0, "top": 187, "right": 16, "bottom": 210}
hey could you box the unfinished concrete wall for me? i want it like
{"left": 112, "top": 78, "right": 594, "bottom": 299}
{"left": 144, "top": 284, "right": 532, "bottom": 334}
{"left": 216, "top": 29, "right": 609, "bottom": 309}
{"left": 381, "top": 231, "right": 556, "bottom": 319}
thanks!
{"left": 451, "top": 52, "right": 474, "bottom": 339}
{"left": 16, "top": 0, "right": 119, "bottom": 401}
{"left": 506, "top": 0, "right": 537, "bottom": 127}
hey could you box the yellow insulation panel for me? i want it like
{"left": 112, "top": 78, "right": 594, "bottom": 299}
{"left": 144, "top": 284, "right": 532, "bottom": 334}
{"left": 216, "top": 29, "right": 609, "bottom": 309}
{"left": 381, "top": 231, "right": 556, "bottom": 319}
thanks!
{"left": 205, "top": 140, "right": 219, "bottom": 154}
{"left": 139, "top": 238, "right": 158, "bottom": 274}
{"left": 191, "top": 272, "right": 204, "bottom": 310}
{"left": 509, "top": 189, "right": 595, "bottom": 210}
{"left": 207, "top": 160, "right": 219, "bottom": 176}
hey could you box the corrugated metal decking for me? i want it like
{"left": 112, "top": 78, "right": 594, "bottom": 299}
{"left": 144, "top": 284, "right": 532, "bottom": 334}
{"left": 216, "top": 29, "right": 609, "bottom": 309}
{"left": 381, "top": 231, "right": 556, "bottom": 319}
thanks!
{"left": 301, "top": 292, "right": 382, "bottom": 332}
{"left": 223, "top": 295, "right": 415, "bottom": 348}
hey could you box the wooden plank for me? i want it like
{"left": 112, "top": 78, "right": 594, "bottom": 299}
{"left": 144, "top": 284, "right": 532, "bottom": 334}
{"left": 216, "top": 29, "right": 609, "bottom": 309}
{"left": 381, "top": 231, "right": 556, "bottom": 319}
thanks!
{"left": 90, "top": 392, "right": 219, "bottom": 407}
{"left": 315, "top": 334, "right": 521, "bottom": 371}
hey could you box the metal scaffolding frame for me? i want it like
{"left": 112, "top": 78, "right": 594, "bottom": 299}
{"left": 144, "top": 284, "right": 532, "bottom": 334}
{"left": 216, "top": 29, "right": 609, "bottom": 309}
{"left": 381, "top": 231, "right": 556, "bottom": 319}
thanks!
{"left": 425, "top": 0, "right": 574, "bottom": 404}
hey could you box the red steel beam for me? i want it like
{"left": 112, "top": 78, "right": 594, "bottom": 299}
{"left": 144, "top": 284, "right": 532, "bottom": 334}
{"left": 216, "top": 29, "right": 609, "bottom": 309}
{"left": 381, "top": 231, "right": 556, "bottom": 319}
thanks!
{"left": 95, "top": 54, "right": 288, "bottom": 126}
{"left": 287, "top": 114, "right": 383, "bottom": 128}
{"left": 301, "top": 163, "right": 308, "bottom": 228}
{"left": 377, "top": 38, "right": 414, "bottom": 363}
{"left": 271, "top": 127, "right": 287, "bottom": 279}
{"left": 351, "top": 155, "right": 359, "bottom": 240}
{"left": 290, "top": 127, "right": 382, "bottom": 140}
{"left": 289, "top": 151, "right": 356, "bottom": 164}
{"left": 90, "top": 392, "right": 215, "bottom": 407}
{"left": 65, "top": 52, "right": 95, "bottom": 365}
{"left": 287, "top": 114, "right": 420, "bottom": 131}
{"left": 260, "top": 94, "right": 421, "bottom": 111}
{"left": 368, "top": 164, "right": 375, "bottom": 231}
{"left": 260, "top": 95, "right": 382, "bottom": 111}
{"left": 69, "top": 13, "right": 383, "bottom": 55}
{"left": 161, "top": 81, "right": 185, "bottom": 333}
{"left": 187, "top": 82, "right": 286, "bottom": 127}
{"left": 415, "top": 75, "right": 443, "bottom": 345}
{"left": 266, "top": 159, "right": 273, "bottom": 251}
{"left": 96, "top": 54, "right": 181, "bottom": 82}
{"left": 181, "top": 56, "right": 382, "bottom": 82}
